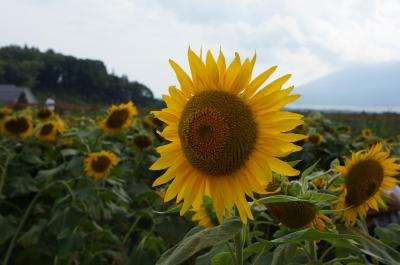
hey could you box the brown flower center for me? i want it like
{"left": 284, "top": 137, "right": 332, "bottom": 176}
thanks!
{"left": 106, "top": 108, "right": 130, "bottom": 129}
{"left": 345, "top": 159, "right": 384, "bottom": 207}
{"left": 179, "top": 90, "right": 257, "bottom": 176}
{"left": 91, "top": 156, "right": 111, "bottom": 173}
{"left": 40, "top": 124, "right": 55, "bottom": 136}
{"left": 38, "top": 109, "right": 53, "bottom": 120}
{"left": 5, "top": 117, "right": 30, "bottom": 134}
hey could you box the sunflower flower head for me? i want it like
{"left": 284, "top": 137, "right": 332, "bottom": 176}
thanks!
{"left": 100, "top": 102, "right": 137, "bottom": 134}
{"left": 334, "top": 143, "right": 400, "bottom": 226}
{"left": 37, "top": 108, "right": 55, "bottom": 121}
{"left": 307, "top": 133, "right": 325, "bottom": 145}
{"left": 36, "top": 120, "right": 66, "bottom": 142}
{"left": 151, "top": 48, "right": 305, "bottom": 224}
{"left": 85, "top": 150, "right": 119, "bottom": 180}
{"left": 3, "top": 115, "right": 33, "bottom": 138}
{"left": 362, "top": 128, "right": 372, "bottom": 138}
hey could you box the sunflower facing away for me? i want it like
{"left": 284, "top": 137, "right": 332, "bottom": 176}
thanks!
{"left": 335, "top": 143, "right": 400, "bottom": 226}
{"left": 151, "top": 48, "right": 305, "bottom": 224}
{"left": 2, "top": 115, "right": 33, "bottom": 138}
{"left": 36, "top": 120, "right": 66, "bottom": 142}
{"left": 100, "top": 102, "right": 137, "bottom": 134}
{"left": 267, "top": 201, "right": 335, "bottom": 231}
{"left": 85, "top": 150, "right": 119, "bottom": 179}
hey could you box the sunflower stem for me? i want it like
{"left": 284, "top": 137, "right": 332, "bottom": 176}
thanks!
{"left": 234, "top": 227, "right": 244, "bottom": 265}
{"left": 308, "top": 240, "right": 318, "bottom": 261}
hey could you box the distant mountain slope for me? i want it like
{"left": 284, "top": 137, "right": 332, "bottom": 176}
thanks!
{"left": 296, "top": 62, "right": 400, "bottom": 110}
{"left": 0, "top": 45, "right": 163, "bottom": 107}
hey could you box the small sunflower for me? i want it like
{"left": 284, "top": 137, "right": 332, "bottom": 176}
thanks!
{"left": 85, "top": 150, "right": 119, "bottom": 179}
{"left": 151, "top": 48, "right": 305, "bottom": 224}
{"left": 100, "top": 102, "right": 137, "bottom": 134}
{"left": 3, "top": 115, "right": 33, "bottom": 138}
{"left": 362, "top": 128, "right": 372, "bottom": 138}
{"left": 267, "top": 201, "right": 334, "bottom": 231}
{"left": 307, "top": 133, "right": 325, "bottom": 145}
{"left": 36, "top": 120, "right": 65, "bottom": 142}
{"left": 338, "top": 125, "right": 351, "bottom": 134}
{"left": 335, "top": 143, "right": 400, "bottom": 226}
{"left": 37, "top": 108, "right": 55, "bottom": 121}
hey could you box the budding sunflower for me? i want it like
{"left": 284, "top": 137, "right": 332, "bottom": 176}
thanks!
{"left": 85, "top": 151, "right": 119, "bottom": 180}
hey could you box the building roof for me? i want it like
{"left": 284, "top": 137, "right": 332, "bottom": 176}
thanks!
{"left": 0, "top": 84, "right": 37, "bottom": 103}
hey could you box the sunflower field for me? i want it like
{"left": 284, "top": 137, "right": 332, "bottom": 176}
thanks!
{"left": 0, "top": 50, "right": 400, "bottom": 265}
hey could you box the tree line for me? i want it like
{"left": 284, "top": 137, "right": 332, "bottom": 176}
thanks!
{"left": 0, "top": 45, "right": 163, "bottom": 107}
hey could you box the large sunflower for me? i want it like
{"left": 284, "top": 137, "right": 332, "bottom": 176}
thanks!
{"left": 335, "top": 143, "right": 400, "bottom": 226}
{"left": 100, "top": 102, "right": 137, "bottom": 134}
{"left": 151, "top": 49, "right": 305, "bottom": 224}
{"left": 85, "top": 150, "right": 119, "bottom": 180}
{"left": 3, "top": 115, "right": 33, "bottom": 138}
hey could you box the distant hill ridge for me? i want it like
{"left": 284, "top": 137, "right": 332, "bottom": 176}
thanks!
{"left": 0, "top": 45, "right": 162, "bottom": 107}
{"left": 296, "top": 61, "right": 400, "bottom": 112}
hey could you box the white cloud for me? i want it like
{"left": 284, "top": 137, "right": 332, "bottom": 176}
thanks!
{"left": 1, "top": 0, "right": 400, "bottom": 97}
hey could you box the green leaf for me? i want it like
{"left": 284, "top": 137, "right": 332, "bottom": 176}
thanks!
{"left": 211, "top": 252, "right": 234, "bottom": 265}
{"left": 344, "top": 226, "right": 400, "bottom": 265}
{"left": 271, "top": 228, "right": 358, "bottom": 244}
{"left": 36, "top": 163, "right": 66, "bottom": 181}
{"left": 156, "top": 217, "right": 242, "bottom": 265}
{"left": 271, "top": 243, "right": 298, "bottom": 265}
{"left": 254, "top": 195, "right": 305, "bottom": 206}
{"left": 9, "top": 176, "right": 39, "bottom": 196}
{"left": 0, "top": 215, "right": 16, "bottom": 244}
{"left": 61, "top": 148, "right": 79, "bottom": 157}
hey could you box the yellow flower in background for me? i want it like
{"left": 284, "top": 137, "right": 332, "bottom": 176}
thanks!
{"left": 335, "top": 143, "right": 400, "bottom": 226}
{"left": 36, "top": 120, "right": 66, "bottom": 142}
{"left": 85, "top": 150, "right": 119, "bottom": 179}
{"left": 37, "top": 108, "right": 55, "bottom": 121}
{"left": 3, "top": 115, "right": 33, "bottom": 138}
{"left": 151, "top": 48, "right": 305, "bottom": 224}
{"left": 307, "top": 133, "right": 325, "bottom": 145}
{"left": 362, "top": 128, "right": 372, "bottom": 138}
{"left": 100, "top": 102, "right": 137, "bottom": 134}
{"left": 0, "top": 107, "right": 12, "bottom": 120}
{"left": 191, "top": 203, "right": 216, "bottom": 228}
{"left": 267, "top": 201, "right": 334, "bottom": 231}
{"left": 0, "top": 107, "right": 13, "bottom": 134}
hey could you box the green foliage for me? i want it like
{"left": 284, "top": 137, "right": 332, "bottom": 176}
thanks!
{"left": 0, "top": 45, "right": 163, "bottom": 107}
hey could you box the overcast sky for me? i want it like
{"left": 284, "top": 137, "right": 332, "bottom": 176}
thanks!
{"left": 1, "top": 0, "right": 400, "bottom": 97}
